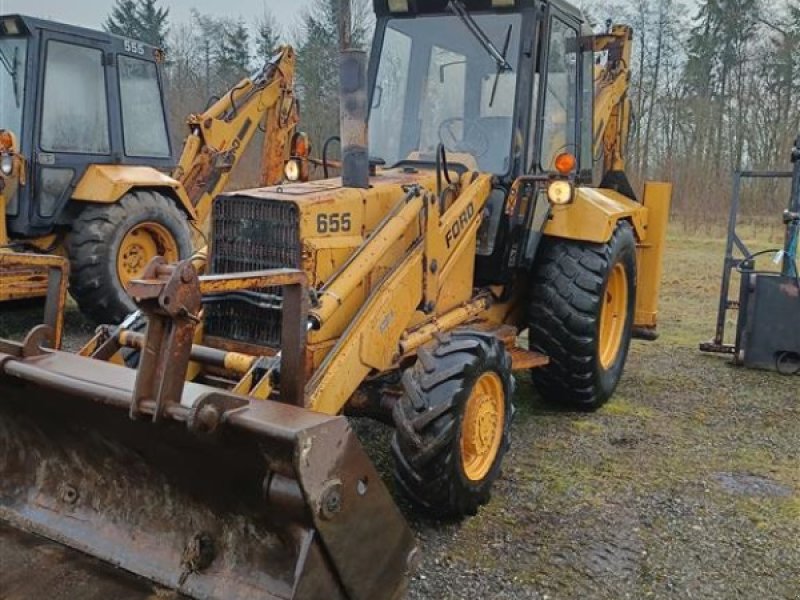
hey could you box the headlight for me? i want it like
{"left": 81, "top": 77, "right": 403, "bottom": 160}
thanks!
{"left": 547, "top": 180, "right": 573, "bottom": 205}
{"left": 0, "top": 154, "right": 13, "bottom": 176}
{"left": 284, "top": 159, "right": 301, "bottom": 182}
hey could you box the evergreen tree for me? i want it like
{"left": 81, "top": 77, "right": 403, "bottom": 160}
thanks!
{"left": 104, "top": 0, "right": 141, "bottom": 39}
{"left": 218, "top": 20, "right": 251, "bottom": 80}
{"left": 104, "top": 0, "right": 169, "bottom": 49}
{"left": 191, "top": 10, "right": 218, "bottom": 100}
{"left": 255, "top": 9, "right": 281, "bottom": 61}
{"left": 136, "top": 0, "right": 170, "bottom": 48}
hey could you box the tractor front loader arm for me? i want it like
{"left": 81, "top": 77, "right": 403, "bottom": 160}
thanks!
{"left": 174, "top": 46, "right": 298, "bottom": 224}
{"left": 307, "top": 174, "right": 495, "bottom": 415}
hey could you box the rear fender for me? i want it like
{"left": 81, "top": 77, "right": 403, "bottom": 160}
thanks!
{"left": 71, "top": 165, "right": 197, "bottom": 220}
{"left": 542, "top": 186, "right": 647, "bottom": 244}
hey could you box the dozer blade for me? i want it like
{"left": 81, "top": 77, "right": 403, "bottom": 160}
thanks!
{"left": 0, "top": 351, "right": 415, "bottom": 600}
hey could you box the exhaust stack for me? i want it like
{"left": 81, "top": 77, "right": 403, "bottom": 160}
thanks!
{"left": 338, "top": 0, "right": 369, "bottom": 188}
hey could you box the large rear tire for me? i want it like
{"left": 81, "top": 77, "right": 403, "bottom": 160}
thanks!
{"left": 527, "top": 221, "right": 637, "bottom": 411}
{"left": 67, "top": 190, "right": 193, "bottom": 324}
{"left": 391, "top": 331, "right": 514, "bottom": 519}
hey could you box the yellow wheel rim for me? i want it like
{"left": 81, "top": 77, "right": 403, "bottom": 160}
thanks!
{"left": 598, "top": 262, "right": 628, "bottom": 369}
{"left": 116, "top": 222, "right": 179, "bottom": 289}
{"left": 460, "top": 371, "right": 505, "bottom": 482}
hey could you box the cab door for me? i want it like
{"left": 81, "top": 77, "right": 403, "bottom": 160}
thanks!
{"left": 29, "top": 29, "right": 116, "bottom": 232}
{"left": 510, "top": 6, "right": 583, "bottom": 269}
{"left": 531, "top": 9, "right": 581, "bottom": 174}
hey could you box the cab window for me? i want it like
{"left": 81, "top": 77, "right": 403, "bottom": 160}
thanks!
{"left": 419, "top": 46, "right": 467, "bottom": 153}
{"left": 118, "top": 55, "right": 171, "bottom": 158}
{"left": 538, "top": 18, "right": 578, "bottom": 170}
{"left": 40, "top": 41, "right": 110, "bottom": 154}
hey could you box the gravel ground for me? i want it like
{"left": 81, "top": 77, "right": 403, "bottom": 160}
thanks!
{"left": 0, "top": 234, "right": 798, "bottom": 599}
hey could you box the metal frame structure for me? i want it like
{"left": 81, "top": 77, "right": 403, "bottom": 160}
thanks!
{"left": 699, "top": 170, "right": 791, "bottom": 355}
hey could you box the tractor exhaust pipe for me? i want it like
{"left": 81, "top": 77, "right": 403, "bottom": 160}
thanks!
{"left": 338, "top": 0, "right": 369, "bottom": 189}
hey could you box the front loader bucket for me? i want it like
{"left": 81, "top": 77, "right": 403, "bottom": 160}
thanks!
{"left": 0, "top": 350, "right": 415, "bottom": 600}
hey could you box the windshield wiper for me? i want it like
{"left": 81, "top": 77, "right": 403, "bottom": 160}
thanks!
{"left": 447, "top": 0, "right": 512, "bottom": 73}
{"left": 489, "top": 24, "right": 513, "bottom": 107}
{"left": 0, "top": 46, "right": 19, "bottom": 108}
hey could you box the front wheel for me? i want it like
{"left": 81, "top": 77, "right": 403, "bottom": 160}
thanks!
{"left": 392, "top": 331, "right": 514, "bottom": 519}
{"left": 67, "top": 190, "right": 193, "bottom": 324}
{"left": 527, "top": 221, "right": 637, "bottom": 410}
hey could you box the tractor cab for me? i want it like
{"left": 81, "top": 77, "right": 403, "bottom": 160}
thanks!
{"left": 368, "top": 0, "right": 597, "bottom": 280}
{"left": 369, "top": 0, "right": 595, "bottom": 183}
{"left": 0, "top": 15, "right": 172, "bottom": 237}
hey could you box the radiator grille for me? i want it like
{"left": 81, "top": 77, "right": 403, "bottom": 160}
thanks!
{"left": 205, "top": 194, "right": 300, "bottom": 347}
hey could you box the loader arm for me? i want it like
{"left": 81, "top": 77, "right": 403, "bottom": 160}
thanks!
{"left": 174, "top": 46, "right": 298, "bottom": 224}
{"left": 307, "top": 174, "right": 495, "bottom": 415}
{"left": 591, "top": 25, "right": 633, "bottom": 180}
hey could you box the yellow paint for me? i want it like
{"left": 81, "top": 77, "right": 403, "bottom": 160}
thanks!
{"left": 0, "top": 192, "right": 6, "bottom": 245}
{"left": 460, "top": 370, "right": 505, "bottom": 482}
{"left": 116, "top": 221, "right": 180, "bottom": 288}
{"left": 307, "top": 246, "right": 425, "bottom": 414}
{"left": 248, "top": 371, "right": 274, "bottom": 400}
{"left": 543, "top": 186, "right": 647, "bottom": 243}
{"left": 72, "top": 165, "right": 196, "bottom": 219}
{"left": 223, "top": 351, "right": 257, "bottom": 374}
{"left": 0, "top": 25, "right": 675, "bottom": 429}
{"left": 425, "top": 174, "right": 492, "bottom": 314}
{"left": 399, "top": 295, "right": 492, "bottom": 355}
{"left": 309, "top": 192, "right": 424, "bottom": 327}
{"left": 634, "top": 182, "right": 672, "bottom": 328}
{"left": 0, "top": 266, "right": 49, "bottom": 301}
{"left": 598, "top": 262, "right": 628, "bottom": 369}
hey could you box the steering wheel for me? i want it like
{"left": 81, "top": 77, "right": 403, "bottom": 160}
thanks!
{"left": 438, "top": 117, "right": 490, "bottom": 158}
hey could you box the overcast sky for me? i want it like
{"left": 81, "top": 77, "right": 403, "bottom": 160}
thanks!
{"left": 0, "top": 0, "right": 313, "bottom": 37}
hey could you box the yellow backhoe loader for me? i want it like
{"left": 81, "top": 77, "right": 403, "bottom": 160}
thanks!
{"left": 0, "top": 15, "right": 298, "bottom": 323}
{"left": 0, "top": 1, "right": 670, "bottom": 599}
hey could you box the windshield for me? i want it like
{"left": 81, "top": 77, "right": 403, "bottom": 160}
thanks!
{"left": 0, "top": 37, "right": 26, "bottom": 138}
{"left": 369, "top": 13, "right": 522, "bottom": 175}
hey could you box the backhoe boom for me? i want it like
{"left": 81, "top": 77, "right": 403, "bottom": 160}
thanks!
{"left": 592, "top": 25, "right": 633, "bottom": 182}
{"left": 175, "top": 46, "right": 298, "bottom": 225}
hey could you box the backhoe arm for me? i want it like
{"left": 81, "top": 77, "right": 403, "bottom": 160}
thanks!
{"left": 591, "top": 25, "right": 633, "bottom": 180}
{"left": 173, "top": 46, "right": 298, "bottom": 225}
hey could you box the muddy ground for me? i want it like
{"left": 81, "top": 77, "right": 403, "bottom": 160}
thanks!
{"left": 0, "top": 233, "right": 797, "bottom": 600}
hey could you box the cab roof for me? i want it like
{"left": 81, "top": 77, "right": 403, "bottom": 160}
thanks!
{"left": 372, "top": 0, "right": 584, "bottom": 21}
{"left": 0, "top": 14, "right": 162, "bottom": 53}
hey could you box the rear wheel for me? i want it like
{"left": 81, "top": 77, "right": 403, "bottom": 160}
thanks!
{"left": 67, "top": 190, "right": 192, "bottom": 324}
{"left": 527, "top": 221, "right": 637, "bottom": 410}
{"left": 391, "top": 331, "right": 514, "bottom": 519}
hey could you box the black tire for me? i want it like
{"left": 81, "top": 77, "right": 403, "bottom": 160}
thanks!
{"left": 67, "top": 190, "right": 193, "bottom": 324}
{"left": 528, "top": 221, "right": 637, "bottom": 411}
{"left": 391, "top": 331, "right": 514, "bottom": 519}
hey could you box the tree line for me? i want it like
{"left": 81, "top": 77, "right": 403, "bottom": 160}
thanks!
{"left": 107, "top": 0, "right": 797, "bottom": 219}
{"left": 583, "top": 0, "right": 800, "bottom": 218}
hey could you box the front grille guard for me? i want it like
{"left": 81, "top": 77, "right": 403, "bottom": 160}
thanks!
{"left": 206, "top": 194, "right": 301, "bottom": 347}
